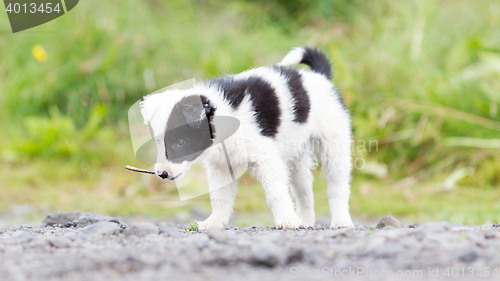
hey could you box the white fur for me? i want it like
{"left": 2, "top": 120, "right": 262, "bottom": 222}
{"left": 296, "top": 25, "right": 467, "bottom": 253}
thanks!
{"left": 141, "top": 48, "right": 354, "bottom": 229}
{"left": 278, "top": 47, "right": 305, "bottom": 66}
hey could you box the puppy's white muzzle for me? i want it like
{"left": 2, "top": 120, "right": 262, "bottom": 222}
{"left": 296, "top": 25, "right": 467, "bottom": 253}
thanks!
{"left": 155, "top": 162, "right": 188, "bottom": 180}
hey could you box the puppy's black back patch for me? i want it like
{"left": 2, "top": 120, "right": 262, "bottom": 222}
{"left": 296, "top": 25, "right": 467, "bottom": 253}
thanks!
{"left": 273, "top": 66, "right": 310, "bottom": 123}
{"left": 210, "top": 77, "right": 281, "bottom": 138}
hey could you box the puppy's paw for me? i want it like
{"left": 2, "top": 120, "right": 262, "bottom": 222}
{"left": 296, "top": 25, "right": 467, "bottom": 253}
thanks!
{"left": 197, "top": 217, "right": 226, "bottom": 230}
{"left": 297, "top": 211, "right": 315, "bottom": 227}
{"left": 330, "top": 216, "right": 354, "bottom": 229}
{"left": 275, "top": 215, "right": 302, "bottom": 230}
{"left": 300, "top": 219, "right": 315, "bottom": 228}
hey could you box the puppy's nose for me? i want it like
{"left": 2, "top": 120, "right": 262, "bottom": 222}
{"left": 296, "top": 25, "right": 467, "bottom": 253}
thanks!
{"left": 158, "top": 171, "right": 169, "bottom": 179}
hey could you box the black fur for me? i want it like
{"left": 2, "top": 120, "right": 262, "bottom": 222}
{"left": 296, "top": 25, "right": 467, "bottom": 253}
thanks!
{"left": 200, "top": 95, "right": 217, "bottom": 119}
{"left": 164, "top": 95, "right": 215, "bottom": 163}
{"left": 273, "top": 66, "right": 310, "bottom": 123}
{"left": 180, "top": 95, "right": 206, "bottom": 129}
{"left": 300, "top": 47, "right": 332, "bottom": 80}
{"left": 210, "top": 76, "right": 281, "bottom": 138}
{"left": 299, "top": 48, "right": 347, "bottom": 110}
{"left": 200, "top": 95, "right": 217, "bottom": 140}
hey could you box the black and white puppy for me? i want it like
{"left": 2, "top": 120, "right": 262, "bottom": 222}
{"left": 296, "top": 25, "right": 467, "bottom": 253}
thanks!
{"left": 141, "top": 47, "right": 354, "bottom": 229}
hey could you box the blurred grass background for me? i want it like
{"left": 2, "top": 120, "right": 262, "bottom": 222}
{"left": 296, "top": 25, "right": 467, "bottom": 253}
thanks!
{"left": 0, "top": 0, "right": 499, "bottom": 225}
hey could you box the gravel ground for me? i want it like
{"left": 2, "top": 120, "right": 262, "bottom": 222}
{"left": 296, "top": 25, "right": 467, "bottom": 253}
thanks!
{"left": 1, "top": 212, "right": 500, "bottom": 281}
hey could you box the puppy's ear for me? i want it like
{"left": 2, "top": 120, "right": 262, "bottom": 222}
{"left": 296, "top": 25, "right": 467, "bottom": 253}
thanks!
{"left": 200, "top": 95, "right": 217, "bottom": 119}
{"left": 200, "top": 95, "right": 217, "bottom": 141}
{"left": 180, "top": 95, "right": 217, "bottom": 129}
{"left": 180, "top": 96, "right": 204, "bottom": 128}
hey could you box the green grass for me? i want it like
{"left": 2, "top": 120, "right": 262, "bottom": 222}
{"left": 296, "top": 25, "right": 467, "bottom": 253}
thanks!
{"left": 0, "top": 0, "right": 499, "bottom": 225}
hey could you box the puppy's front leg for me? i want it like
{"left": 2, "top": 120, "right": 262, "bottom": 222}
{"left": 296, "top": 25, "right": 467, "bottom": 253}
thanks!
{"left": 197, "top": 165, "right": 238, "bottom": 230}
{"left": 253, "top": 156, "right": 302, "bottom": 229}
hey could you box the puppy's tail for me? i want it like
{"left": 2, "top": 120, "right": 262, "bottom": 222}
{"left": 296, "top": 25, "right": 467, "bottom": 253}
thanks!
{"left": 278, "top": 47, "right": 332, "bottom": 80}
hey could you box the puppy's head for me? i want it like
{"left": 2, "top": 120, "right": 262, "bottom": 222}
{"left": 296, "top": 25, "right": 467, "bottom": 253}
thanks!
{"left": 141, "top": 91, "right": 216, "bottom": 180}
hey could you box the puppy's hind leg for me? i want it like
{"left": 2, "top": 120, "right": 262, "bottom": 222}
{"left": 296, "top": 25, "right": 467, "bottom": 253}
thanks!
{"left": 289, "top": 152, "right": 315, "bottom": 227}
{"left": 317, "top": 127, "right": 354, "bottom": 229}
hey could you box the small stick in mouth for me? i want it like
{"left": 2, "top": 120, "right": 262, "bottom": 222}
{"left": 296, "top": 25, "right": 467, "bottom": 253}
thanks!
{"left": 125, "top": 165, "right": 155, "bottom": 175}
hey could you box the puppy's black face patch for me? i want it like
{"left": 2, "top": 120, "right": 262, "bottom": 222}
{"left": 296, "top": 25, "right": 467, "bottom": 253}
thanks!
{"left": 164, "top": 95, "right": 216, "bottom": 163}
{"left": 164, "top": 121, "right": 212, "bottom": 163}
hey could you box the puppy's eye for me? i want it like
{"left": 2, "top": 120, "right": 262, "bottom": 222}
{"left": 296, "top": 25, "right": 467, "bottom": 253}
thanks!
{"left": 156, "top": 139, "right": 160, "bottom": 144}
{"left": 176, "top": 139, "right": 186, "bottom": 147}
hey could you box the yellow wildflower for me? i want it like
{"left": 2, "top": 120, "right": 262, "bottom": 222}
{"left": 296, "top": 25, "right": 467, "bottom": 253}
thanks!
{"left": 32, "top": 45, "right": 48, "bottom": 62}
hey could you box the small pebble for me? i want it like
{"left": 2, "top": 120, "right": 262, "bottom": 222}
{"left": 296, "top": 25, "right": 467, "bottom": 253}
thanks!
{"left": 83, "top": 222, "right": 120, "bottom": 235}
{"left": 42, "top": 211, "right": 82, "bottom": 227}
{"left": 76, "top": 212, "right": 120, "bottom": 228}
{"left": 376, "top": 216, "right": 402, "bottom": 229}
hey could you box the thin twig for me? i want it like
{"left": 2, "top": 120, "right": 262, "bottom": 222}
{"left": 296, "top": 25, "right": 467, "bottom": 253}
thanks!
{"left": 125, "top": 165, "right": 155, "bottom": 174}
